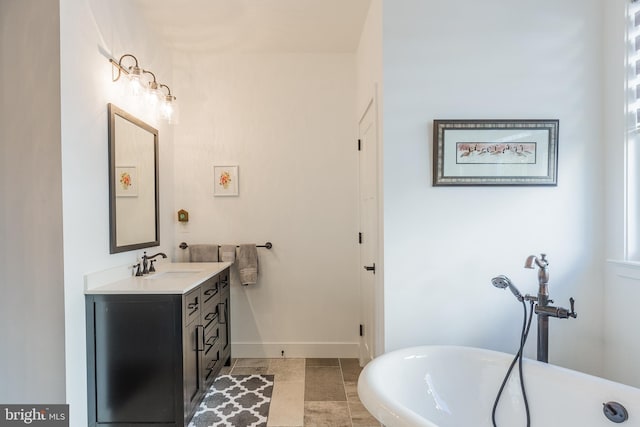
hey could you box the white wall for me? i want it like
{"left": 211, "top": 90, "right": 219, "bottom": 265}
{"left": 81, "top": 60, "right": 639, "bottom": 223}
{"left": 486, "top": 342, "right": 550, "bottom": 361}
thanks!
{"left": 0, "top": 0, "right": 65, "bottom": 403}
{"left": 382, "top": 0, "right": 605, "bottom": 375}
{"left": 172, "top": 52, "right": 360, "bottom": 357}
{"left": 604, "top": 262, "right": 640, "bottom": 387}
{"left": 60, "top": 0, "right": 175, "bottom": 424}
{"left": 603, "top": 0, "right": 640, "bottom": 389}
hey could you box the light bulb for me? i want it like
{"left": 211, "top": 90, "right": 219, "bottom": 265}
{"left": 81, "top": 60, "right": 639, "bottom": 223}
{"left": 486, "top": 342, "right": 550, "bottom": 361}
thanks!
{"left": 144, "top": 82, "right": 163, "bottom": 110}
{"left": 160, "top": 95, "right": 179, "bottom": 124}
{"left": 127, "top": 65, "right": 145, "bottom": 97}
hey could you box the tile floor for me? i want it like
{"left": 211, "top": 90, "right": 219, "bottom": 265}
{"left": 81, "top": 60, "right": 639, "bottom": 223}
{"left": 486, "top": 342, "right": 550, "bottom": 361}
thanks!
{"left": 218, "top": 358, "right": 380, "bottom": 427}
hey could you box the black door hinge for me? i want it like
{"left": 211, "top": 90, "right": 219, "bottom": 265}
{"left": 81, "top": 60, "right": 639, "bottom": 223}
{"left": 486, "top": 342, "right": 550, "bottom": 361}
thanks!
{"left": 357, "top": 139, "right": 361, "bottom": 151}
{"left": 364, "top": 263, "right": 376, "bottom": 274}
{"left": 358, "top": 232, "right": 363, "bottom": 244}
{"left": 359, "top": 324, "right": 364, "bottom": 337}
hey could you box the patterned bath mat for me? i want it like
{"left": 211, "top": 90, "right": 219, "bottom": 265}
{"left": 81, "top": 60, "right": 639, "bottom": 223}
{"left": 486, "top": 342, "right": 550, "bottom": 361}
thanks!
{"left": 189, "top": 375, "right": 274, "bottom": 427}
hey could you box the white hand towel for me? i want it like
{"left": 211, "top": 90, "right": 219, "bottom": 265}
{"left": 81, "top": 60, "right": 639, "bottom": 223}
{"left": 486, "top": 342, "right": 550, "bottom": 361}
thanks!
{"left": 237, "top": 244, "right": 258, "bottom": 285}
{"left": 189, "top": 244, "right": 219, "bottom": 262}
{"left": 220, "top": 244, "right": 236, "bottom": 263}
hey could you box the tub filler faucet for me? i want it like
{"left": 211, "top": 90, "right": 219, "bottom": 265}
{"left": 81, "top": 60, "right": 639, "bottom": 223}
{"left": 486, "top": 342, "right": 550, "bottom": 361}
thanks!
{"left": 524, "top": 254, "right": 577, "bottom": 363}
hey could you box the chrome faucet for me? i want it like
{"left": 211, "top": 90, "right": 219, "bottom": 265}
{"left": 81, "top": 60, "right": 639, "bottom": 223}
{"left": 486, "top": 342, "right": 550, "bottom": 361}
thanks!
{"left": 524, "top": 254, "right": 577, "bottom": 363}
{"left": 141, "top": 251, "right": 167, "bottom": 274}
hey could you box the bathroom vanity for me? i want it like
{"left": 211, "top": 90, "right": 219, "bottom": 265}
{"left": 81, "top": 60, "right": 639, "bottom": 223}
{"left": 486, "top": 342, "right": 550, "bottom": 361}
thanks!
{"left": 85, "top": 263, "right": 232, "bottom": 427}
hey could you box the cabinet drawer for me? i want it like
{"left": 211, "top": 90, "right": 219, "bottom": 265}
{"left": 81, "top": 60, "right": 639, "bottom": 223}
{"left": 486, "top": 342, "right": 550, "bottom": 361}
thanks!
{"left": 204, "top": 322, "right": 220, "bottom": 351}
{"left": 184, "top": 288, "right": 201, "bottom": 325}
{"left": 204, "top": 345, "right": 222, "bottom": 384}
{"left": 202, "top": 305, "right": 219, "bottom": 332}
{"left": 219, "top": 270, "right": 230, "bottom": 291}
{"left": 201, "top": 276, "right": 219, "bottom": 305}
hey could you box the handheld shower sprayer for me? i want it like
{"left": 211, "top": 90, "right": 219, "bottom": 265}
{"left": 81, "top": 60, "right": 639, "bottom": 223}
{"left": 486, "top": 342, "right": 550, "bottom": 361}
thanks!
{"left": 490, "top": 273, "right": 534, "bottom": 427}
{"left": 491, "top": 275, "right": 524, "bottom": 302}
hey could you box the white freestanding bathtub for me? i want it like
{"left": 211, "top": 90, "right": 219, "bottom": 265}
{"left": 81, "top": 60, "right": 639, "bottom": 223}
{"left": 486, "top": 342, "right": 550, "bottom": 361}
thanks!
{"left": 358, "top": 345, "right": 640, "bottom": 427}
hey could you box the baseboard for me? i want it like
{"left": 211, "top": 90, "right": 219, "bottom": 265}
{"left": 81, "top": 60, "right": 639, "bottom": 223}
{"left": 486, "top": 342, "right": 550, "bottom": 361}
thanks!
{"left": 231, "top": 341, "right": 359, "bottom": 359}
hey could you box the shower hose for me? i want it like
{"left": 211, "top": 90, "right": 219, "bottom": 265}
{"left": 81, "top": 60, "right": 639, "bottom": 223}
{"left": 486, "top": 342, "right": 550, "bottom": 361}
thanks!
{"left": 491, "top": 299, "right": 535, "bottom": 427}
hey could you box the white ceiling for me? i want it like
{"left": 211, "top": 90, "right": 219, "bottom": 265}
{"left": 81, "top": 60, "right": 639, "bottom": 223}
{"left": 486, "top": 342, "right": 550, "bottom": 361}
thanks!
{"left": 132, "top": 0, "right": 372, "bottom": 53}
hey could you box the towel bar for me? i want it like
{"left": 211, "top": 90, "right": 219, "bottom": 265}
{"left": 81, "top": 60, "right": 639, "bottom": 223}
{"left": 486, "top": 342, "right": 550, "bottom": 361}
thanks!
{"left": 179, "top": 242, "right": 272, "bottom": 250}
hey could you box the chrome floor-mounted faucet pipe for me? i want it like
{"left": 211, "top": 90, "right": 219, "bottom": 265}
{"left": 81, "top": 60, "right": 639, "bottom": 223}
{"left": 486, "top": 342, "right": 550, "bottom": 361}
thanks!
{"left": 524, "top": 254, "right": 577, "bottom": 363}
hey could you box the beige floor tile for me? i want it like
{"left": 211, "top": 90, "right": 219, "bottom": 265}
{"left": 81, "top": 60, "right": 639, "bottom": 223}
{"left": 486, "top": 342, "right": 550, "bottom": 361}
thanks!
{"left": 231, "top": 366, "right": 269, "bottom": 375}
{"left": 340, "top": 358, "right": 363, "bottom": 382}
{"left": 268, "top": 358, "right": 305, "bottom": 382}
{"left": 235, "top": 358, "right": 270, "bottom": 368}
{"left": 306, "top": 358, "right": 339, "bottom": 367}
{"left": 217, "top": 366, "right": 233, "bottom": 375}
{"left": 304, "top": 401, "right": 351, "bottom": 427}
{"left": 266, "top": 380, "right": 304, "bottom": 427}
{"left": 304, "top": 367, "right": 346, "bottom": 401}
{"left": 344, "top": 381, "right": 360, "bottom": 403}
{"left": 349, "top": 400, "right": 381, "bottom": 426}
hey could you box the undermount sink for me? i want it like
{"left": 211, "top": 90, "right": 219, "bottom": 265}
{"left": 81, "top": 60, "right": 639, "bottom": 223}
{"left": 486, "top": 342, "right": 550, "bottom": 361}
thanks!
{"left": 144, "top": 270, "right": 203, "bottom": 279}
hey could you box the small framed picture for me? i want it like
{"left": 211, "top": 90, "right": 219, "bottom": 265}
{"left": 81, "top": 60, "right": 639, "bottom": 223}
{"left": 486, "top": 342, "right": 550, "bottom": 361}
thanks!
{"left": 213, "top": 165, "right": 239, "bottom": 196}
{"left": 433, "top": 119, "right": 559, "bottom": 186}
{"left": 115, "top": 166, "right": 138, "bottom": 197}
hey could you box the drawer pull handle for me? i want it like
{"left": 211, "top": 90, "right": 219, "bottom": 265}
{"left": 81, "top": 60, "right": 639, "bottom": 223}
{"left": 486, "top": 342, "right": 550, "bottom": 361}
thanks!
{"left": 218, "top": 303, "right": 226, "bottom": 324}
{"left": 187, "top": 303, "right": 199, "bottom": 317}
{"left": 188, "top": 296, "right": 199, "bottom": 311}
{"left": 195, "top": 325, "right": 204, "bottom": 352}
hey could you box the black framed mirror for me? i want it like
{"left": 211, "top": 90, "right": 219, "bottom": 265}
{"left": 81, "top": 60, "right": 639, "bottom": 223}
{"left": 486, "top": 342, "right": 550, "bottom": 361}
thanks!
{"left": 108, "top": 103, "right": 159, "bottom": 253}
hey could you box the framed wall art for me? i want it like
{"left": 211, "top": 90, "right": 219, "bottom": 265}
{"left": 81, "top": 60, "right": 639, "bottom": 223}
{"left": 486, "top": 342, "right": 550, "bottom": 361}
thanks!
{"left": 433, "top": 119, "right": 559, "bottom": 186}
{"left": 214, "top": 165, "right": 239, "bottom": 196}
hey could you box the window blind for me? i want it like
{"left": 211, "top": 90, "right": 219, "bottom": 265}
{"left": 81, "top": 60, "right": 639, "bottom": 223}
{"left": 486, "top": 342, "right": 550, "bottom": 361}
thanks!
{"left": 628, "top": 0, "right": 640, "bottom": 261}
{"left": 630, "top": 0, "right": 640, "bottom": 129}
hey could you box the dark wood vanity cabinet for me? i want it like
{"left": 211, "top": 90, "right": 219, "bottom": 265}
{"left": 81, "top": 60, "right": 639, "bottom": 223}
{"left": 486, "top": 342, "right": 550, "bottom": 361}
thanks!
{"left": 86, "top": 267, "right": 231, "bottom": 427}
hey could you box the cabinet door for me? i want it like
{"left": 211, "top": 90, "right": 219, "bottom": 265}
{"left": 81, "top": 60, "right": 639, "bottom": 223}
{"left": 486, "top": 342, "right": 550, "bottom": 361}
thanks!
{"left": 183, "top": 320, "right": 203, "bottom": 419}
{"left": 88, "top": 296, "right": 180, "bottom": 425}
{"left": 183, "top": 287, "right": 203, "bottom": 422}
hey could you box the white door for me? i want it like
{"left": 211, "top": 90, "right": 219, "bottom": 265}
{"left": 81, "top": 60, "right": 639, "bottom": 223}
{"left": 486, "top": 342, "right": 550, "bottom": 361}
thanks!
{"left": 358, "top": 99, "right": 378, "bottom": 365}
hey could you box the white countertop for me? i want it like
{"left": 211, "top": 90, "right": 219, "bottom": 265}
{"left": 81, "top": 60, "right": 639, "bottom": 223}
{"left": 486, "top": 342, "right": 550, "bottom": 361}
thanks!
{"left": 85, "top": 262, "right": 232, "bottom": 295}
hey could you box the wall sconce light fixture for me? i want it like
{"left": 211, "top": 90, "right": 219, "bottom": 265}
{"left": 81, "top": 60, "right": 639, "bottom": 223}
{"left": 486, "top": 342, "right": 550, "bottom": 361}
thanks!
{"left": 159, "top": 84, "right": 179, "bottom": 125}
{"left": 109, "top": 53, "right": 179, "bottom": 124}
